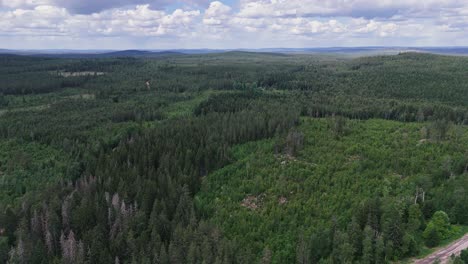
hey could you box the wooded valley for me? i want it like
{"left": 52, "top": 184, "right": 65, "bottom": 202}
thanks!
{"left": 0, "top": 52, "right": 467, "bottom": 263}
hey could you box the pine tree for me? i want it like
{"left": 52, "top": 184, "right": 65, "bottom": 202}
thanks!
{"left": 187, "top": 242, "right": 198, "bottom": 264}
{"left": 374, "top": 235, "right": 384, "bottom": 264}
{"left": 407, "top": 204, "right": 422, "bottom": 234}
{"left": 424, "top": 226, "right": 440, "bottom": 247}
{"left": 169, "top": 240, "right": 182, "bottom": 264}
{"left": 348, "top": 217, "right": 363, "bottom": 256}
{"left": 174, "top": 185, "right": 194, "bottom": 226}
{"left": 201, "top": 237, "right": 213, "bottom": 264}
{"left": 332, "top": 231, "right": 354, "bottom": 264}
{"left": 158, "top": 245, "right": 169, "bottom": 264}
{"left": 296, "top": 234, "right": 309, "bottom": 264}
{"left": 362, "top": 226, "right": 374, "bottom": 264}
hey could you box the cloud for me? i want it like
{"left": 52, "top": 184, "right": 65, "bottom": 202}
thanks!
{"left": 0, "top": 0, "right": 50, "bottom": 8}
{"left": 203, "top": 1, "right": 231, "bottom": 26}
{"left": 52, "top": 0, "right": 167, "bottom": 14}
{"left": 1, "top": 0, "right": 468, "bottom": 49}
{"left": 75, "top": 6, "right": 200, "bottom": 37}
{"left": 237, "top": 0, "right": 466, "bottom": 19}
{"left": 200, "top": 1, "right": 406, "bottom": 39}
{"left": 1, "top": 0, "right": 210, "bottom": 14}
{"left": 0, "top": 4, "right": 200, "bottom": 38}
{"left": 0, "top": 5, "right": 68, "bottom": 36}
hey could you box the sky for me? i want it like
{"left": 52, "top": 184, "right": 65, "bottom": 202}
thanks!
{"left": 1, "top": 0, "right": 468, "bottom": 49}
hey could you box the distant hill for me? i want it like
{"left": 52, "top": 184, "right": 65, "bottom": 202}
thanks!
{"left": 258, "top": 47, "right": 468, "bottom": 56}
{"left": 0, "top": 49, "right": 24, "bottom": 55}
{"left": 416, "top": 47, "right": 468, "bottom": 55}
{"left": 99, "top": 50, "right": 183, "bottom": 57}
{"left": 27, "top": 50, "right": 185, "bottom": 58}
{"left": 217, "top": 51, "right": 289, "bottom": 57}
{"left": 2, "top": 47, "right": 468, "bottom": 58}
{"left": 166, "top": 49, "right": 223, "bottom": 54}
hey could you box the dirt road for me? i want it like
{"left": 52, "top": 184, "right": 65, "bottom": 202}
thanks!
{"left": 414, "top": 234, "right": 468, "bottom": 264}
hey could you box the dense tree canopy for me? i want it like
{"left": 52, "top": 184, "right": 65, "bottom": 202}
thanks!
{"left": 0, "top": 52, "right": 467, "bottom": 263}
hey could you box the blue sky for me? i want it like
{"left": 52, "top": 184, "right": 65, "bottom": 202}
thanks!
{"left": 0, "top": 0, "right": 467, "bottom": 49}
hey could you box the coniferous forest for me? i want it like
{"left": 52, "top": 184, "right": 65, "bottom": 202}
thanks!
{"left": 0, "top": 52, "right": 468, "bottom": 263}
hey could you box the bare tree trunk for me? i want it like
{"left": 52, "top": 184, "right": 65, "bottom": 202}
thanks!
{"left": 414, "top": 188, "right": 419, "bottom": 204}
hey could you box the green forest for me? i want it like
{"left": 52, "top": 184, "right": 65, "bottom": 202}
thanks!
{"left": 0, "top": 52, "right": 467, "bottom": 263}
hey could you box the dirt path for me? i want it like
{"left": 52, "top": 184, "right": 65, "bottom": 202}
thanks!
{"left": 414, "top": 234, "right": 468, "bottom": 264}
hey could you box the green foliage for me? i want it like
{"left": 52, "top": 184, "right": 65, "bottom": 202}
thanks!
{"left": 329, "top": 115, "right": 350, "bottom": 138}
{"left": 407, "top": 204, "right": 423, "bottom": 233}
{"left": 424, "top": 211, "right": 452, "bottom": 246}
{"left": 1, "top": 52, "right": 468, "bottom": 263}
{"left": 0, "top": 236, "right": 8, "bottom": 264}
{"left": 461, "top": 249, "right": 468, "bottom": 263}
{"left": 0, "top": 140, "right": 72, "bottom": 203}
{"left": 197, "top": 118, "right": 468, "bottom": 262}
{"left": 451, "top": 255, "right": 465, "bottom": 264}
{"left": 424, "top": 226, "right": 441, "bottom": 247}
{"left": 361, "top": 226, "right": 374, "bottom": 264}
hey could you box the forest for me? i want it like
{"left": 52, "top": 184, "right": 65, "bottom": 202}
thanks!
{"left": 0, "top": 51, "right": 467, "bottom": 263}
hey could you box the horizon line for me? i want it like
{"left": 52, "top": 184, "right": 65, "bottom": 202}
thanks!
{"left": 2, "top": 46, "right": 468, "bottom": 51}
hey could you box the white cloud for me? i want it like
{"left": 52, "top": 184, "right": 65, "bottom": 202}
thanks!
{"left": 205, "top": 1, "right": 230, "bottom": 17}
{"left": 351, "top": 19, "right": 398, "bottom": 37}
{"left": 1, "top": 0, "right": 52, "bottom": 9}
{"left": 203, "top": 1, "right": 231, "bottom": 26}
{"left": 0, "top": 4, "right": 200, "bottom": 38}
{"left": 237, "top": 0, "right": 466, "bottom": 19}
{"left": 1, "top": 0, "right": 468, "bottom": 49}
{"left": 0, "top": 5, "right": 68, "bottom": 36}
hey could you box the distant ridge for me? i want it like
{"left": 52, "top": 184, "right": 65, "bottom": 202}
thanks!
{"left": 100, "top": 50, "right": 183, "bottom": 57}
{"left": 219, "top": 51, "right": 289, "bottom": 57}
{"left": 19, "top": 50, "right": 185, "bottom": 58}
{"left": 2, "top": 47, "right": 468, "bottom": 58}
{"left": 101, "top": 50, "right": 153, "bottom": 57}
